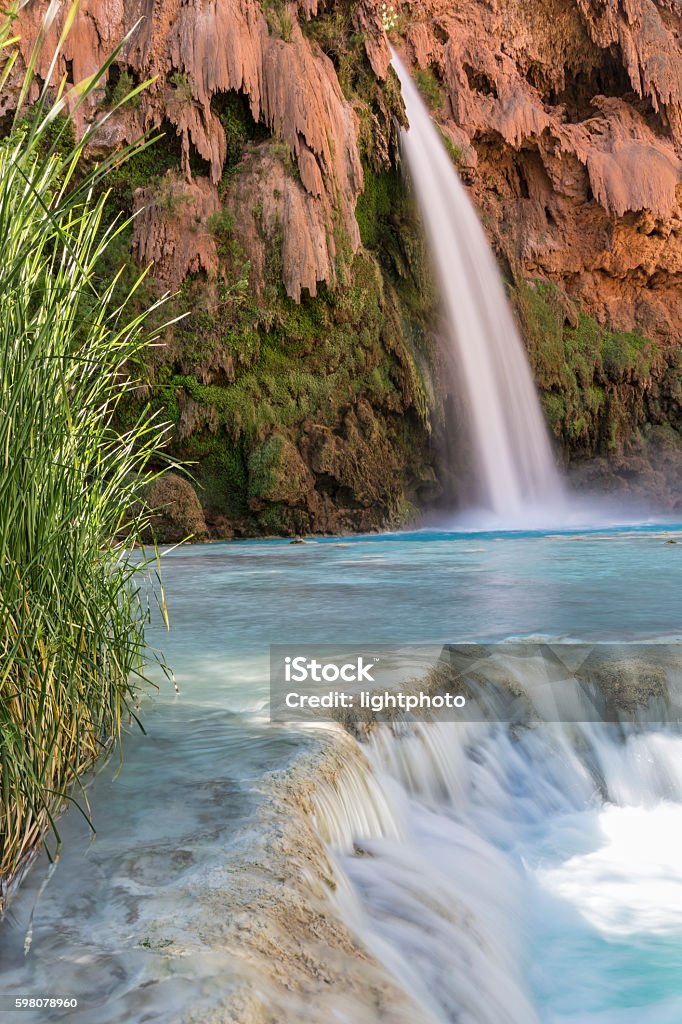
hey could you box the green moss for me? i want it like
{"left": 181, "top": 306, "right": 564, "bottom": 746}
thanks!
{"left": 355, "top": 163, "right": 434, "bottom": 326}
{"left": 212, "top": 91, "right": 268, "bottom": 170}
{"left": 565, "top": 314, "right": 602, "bottom": 389}
{"left": 514, "top": 279, "right": 567, "bottom": 390}
{"left": 356, "top": 166, "right": 402, "bottom": 250}
{"left": 541, "top": 392, "right": 566, "bottom": 434}
{"left": 211, "top": 267, "right": 409, "bottom": 430}
{"left": 207, "top": 207, "right": 236, "bottom": 257}
{"left": 248, "top": 435, "right": 284, "bottom": 495}
{"left": 183, "top": 434, "right": 249, "bottom": 518}
{"left": 601, "top": 328, "right": 651, "bottom": 380}
{"left": 169, "top": 264, "right": 261, "bottom": 376}
{"left": 173, "top": 351, "right": 336, "bottom": 439}
{"left": 515, "top": 277, "right": 659, "bottom": 456}
{"left": 414, "top": 67, "right": 442, "bottom": 110}
{"left": 106, "top": 69, "right": 139, "bottom": 109}
{"left": 256, "top": 504, "right": 290, "bottom": 535}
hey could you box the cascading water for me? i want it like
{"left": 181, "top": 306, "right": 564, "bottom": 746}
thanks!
{"left": 392, "top": 53, "right": 563, "bottom": 522}
{"left": 310, "top": 664, "right": 682, "bottom": 1024}
{"left": 2, "top": 539, "right": 682, "bottom": 1023}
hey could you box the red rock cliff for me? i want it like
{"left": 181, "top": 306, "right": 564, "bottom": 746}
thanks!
{"left": 7, "top": 0, "right": 682, "bottom": 526}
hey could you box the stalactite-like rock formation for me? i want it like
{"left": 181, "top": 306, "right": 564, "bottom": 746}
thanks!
{"left": 15, "top": 0, "right": 371, "bottom": 300}
{"left": 401, "top": 0, "right": 682, "bottom": 338}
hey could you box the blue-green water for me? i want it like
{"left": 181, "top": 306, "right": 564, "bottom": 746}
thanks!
{"left": 0, "top": 526, "right": 681, "bottom": 1022}
{"left": 161, "top": 525, "right": 682, "bottom": 652}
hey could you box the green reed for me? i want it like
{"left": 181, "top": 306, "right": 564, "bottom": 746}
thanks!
{"left": 0, "top": 3, "right": 176, "bottom": 895}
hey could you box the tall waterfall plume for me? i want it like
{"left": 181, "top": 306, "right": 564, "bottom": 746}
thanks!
{"left": 392, "top": 53, "right": 563, "bottom": 522}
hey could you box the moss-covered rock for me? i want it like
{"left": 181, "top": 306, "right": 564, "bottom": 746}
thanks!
{"left": 143, "top": 473, "right": 209, "bottom": 543}
{"left": 514, "top": 277, "right": 680, "bottom": 459}
{"left": 247, "top": 435, "right": 312, "bottom": 510}
{"left": 155, "top": 236, "right": 441, "bottom": 536}
{"left": 102, "top": 133, "right": 443, "bottom": 539}
{"left": 78, "top": 1, "right": 682, "bottom": 532}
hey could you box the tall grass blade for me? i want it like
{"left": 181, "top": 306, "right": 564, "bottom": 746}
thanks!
{"left": 0, "top": 1, "right": 176, "bottom": 902}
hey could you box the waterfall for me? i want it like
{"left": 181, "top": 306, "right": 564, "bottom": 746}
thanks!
{"left": 305, "top": 662, "right": 682, "bottom": 1023}
{"left": 392, "top": 53, "right": 563, "bottom": 522}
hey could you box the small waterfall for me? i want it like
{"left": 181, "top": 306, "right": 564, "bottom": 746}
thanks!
{"left": 302, "top": 661, "right": 682, "bottom": 1023}
{"left": 392, "top": 53, "right": 563, "bottom": 522}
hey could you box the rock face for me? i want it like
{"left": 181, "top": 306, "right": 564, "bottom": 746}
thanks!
{"left": 400, "top": 0, "right": 682, "bottom": 338}
{"left": 399, "top": 0, "right": 682, "bottom": 502}
{"left": 144, "top": 472, "right": 210, "bottom": 543}
{"left": 9, "top": 0, "right": 682, "bottom": 529}
{"left": 14, "top": 0, "right": 365, "bottom": 301}
{"left": 133, "top": 175, "right": 222, "bottom": 290}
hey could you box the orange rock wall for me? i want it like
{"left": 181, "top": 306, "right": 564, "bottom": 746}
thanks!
{"left": 13, "top": 0, "right": 381, "bottom": 300}
{"left": 401, "top": 0, "right": 682, "bottom": 345}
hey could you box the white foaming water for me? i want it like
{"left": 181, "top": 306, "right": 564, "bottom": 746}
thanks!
{"left": 392, "top": 53, "right": 563, "bottom": 523}
{"left": 537, "top": 803, "right": 682, "bottom": 938}
{"left": 308, "top": 679, "right": 682, "bottom": 1023}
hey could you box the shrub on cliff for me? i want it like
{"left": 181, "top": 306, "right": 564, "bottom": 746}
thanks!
{"left": 0, "top": 6, "right": 174, "bottom": 903}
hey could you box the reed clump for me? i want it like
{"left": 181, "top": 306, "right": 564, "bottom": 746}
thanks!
{"left": 0, "top": 6, "right": 174, "bottom": 902}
